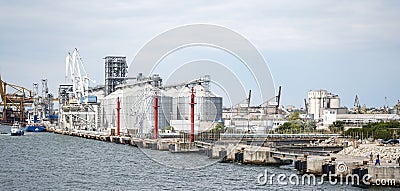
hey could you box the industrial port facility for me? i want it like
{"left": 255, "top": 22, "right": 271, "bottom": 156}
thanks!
{"left": 1, "top": 48, "right": 400, "bottom": 187}
{"left": 3, "top": 0, "right": 400, "bottom": 190}
{"left": 2, "top": 48, "right": 400, "bottom": 136}
{"left": 57, "top": 49, "right": 223, "bottom": 138}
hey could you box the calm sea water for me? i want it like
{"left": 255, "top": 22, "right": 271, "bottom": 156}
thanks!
{"left": 0, "top": 125, "right": 392, "bottom": 190}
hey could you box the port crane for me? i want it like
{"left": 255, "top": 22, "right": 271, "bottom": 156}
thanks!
{"left": 304, "top": 98, "right": 308, "bottom": 116}
{"left": 258, "top": 86, "right": 284, "bottom": 115}
{"left": 59, "top": 48, "right": 98, "bottom": 131}
{"left": 28, "top": 79, "right": 58, "bottom": 124}
{"left": 0, "top": 76, "right": 34, "bottom": 124}
{"left": 65, "top": 48, "right": 96, "bottom": 104}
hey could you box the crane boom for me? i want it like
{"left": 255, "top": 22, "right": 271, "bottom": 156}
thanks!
{"left": 0, "top": 76, "right": 34, "bottom": 123}
{"left": 247, "top": 90, "right": 251, "bottom": 107}
{"left": 304, "top": 98, "right": 308, "bottom": 115}
{"left": 276, "top": 86, "right": 281, "bottom": 114}
{"left": 65, "top": 48, "right": 95, "bottom": 104}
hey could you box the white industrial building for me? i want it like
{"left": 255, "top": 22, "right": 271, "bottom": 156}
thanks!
{"left": 308, "top": 89, "right": 343, "bottom": 120}
{"left": 99, "top": 75, "right": 222, "bottom": 137}
{"left": 168, "top": 84, "right": 222, "bottom": 132}
{"left": 100, "top": 81, "right": 172, "bottom": 136}
{"left": 58, "top": 51, "right": 223, "bottom": 136}
{"left": 222, "top": 104, "right": 288, "bottom": 133}
{"left": 322, "top": 109, "right": 400, "bottom": 128}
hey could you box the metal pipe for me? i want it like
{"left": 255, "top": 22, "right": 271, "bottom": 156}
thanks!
{"left": 190, "top": 87, "right": 196, "bottom": 142}
{"left": 116, "top": 97, "right": 120, "bottom": 136}
{"left": 154, "top": 92, "right": 159, "bottom": 139}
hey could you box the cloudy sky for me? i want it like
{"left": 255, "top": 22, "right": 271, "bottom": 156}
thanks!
{"left": 1, "top": 0, "right": 399, "bottom": 108}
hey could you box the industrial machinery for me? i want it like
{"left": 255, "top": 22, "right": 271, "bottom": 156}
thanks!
{"left": 104, "top": 56, "right": 127, "bottom": 96}
{"left": 100, "top": 75, "right": 222, "bottom": 138}
{"left": 28, "top": 79, "right": 57, "bottom": 124}
{"left": 276, "top": 86, "right": 281, "bottom": 114}
{"left": 304, "top": 98, "right": 308, "bottom": 116}
{"left": 261, "top": 86, "right": 282, "bottom": 115}
{"left": 58, "top": 48, "right": 98, "bottom": 131}
{"left": 0, "top": 76, "right": 34, "bottom": 124}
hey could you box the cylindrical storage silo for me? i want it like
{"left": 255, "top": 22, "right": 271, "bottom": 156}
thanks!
{"left": 330, "top": 97, "right": 340, "bottom": 108}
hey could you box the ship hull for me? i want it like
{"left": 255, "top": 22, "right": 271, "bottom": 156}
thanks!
{"left": 10, "top": 128, "right": 24, "bottom": 136}
{"left": 24, "top": 125, "right": 46, "bottom": 132}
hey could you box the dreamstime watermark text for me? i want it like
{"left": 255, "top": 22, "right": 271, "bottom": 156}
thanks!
{"left": 257, "top": 169, "right": 397, "bottom": 187}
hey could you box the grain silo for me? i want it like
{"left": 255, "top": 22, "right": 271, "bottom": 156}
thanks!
{"left": 99, "top": 75, "right": 172, "bottom": 137}
{"left": 168, "top": 77, "right": 223, "bottom": 133}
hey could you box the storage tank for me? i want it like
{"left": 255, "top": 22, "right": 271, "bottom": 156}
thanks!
{"left": 330, "top": 97, "right": 340, "bottom": 108}
{"left": 157, "top": 94, "right": 173, "bottom": 128}
{"left": 99, "top": 83, "right": 172, "bottom": 137}
{"left": 172, "top": 85, "right": 222, "bottom": 122}
{"left": 195, "top": 84, "right": 222, "bottom": 121}
{"left": 173, "top": 86, "right": 191, "bottom": 120}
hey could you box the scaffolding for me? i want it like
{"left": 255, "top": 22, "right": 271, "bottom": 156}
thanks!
{"left": 105, "top": 56, "right": 127, "bottom": 95}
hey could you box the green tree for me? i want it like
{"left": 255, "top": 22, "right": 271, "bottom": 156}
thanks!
{"left": 344, "top": 121, "right": 400, "bottom": 140}
{"left": 276, "top": 112, "right": 319, "bottom": 134}
{"left": 302, "top": 120, "right": 317, "bottom": 132}
{"left": 373, "top": 129, "right": 394, "bottom": 140}
{"left": 329, "top": 121, "right": 344, "bottom": 134}
{"left": 277, "top": 122, "right": 292, "bottom": 133}
{"left": 288, "top": 112, "right": 300, "bottom": 121}
{"left": 277, "top": 120, "right": 303, "bottom": 134}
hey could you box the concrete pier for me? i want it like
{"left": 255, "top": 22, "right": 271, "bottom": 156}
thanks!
{"left": 51, "top": 129, "right": 182, "bottom": 151}
{"left": 48, "top": 128, "right": 399, "bottom": 187}
{"left": 169, "top": 142, "right": 199, "bottom": 153}
{"left": 209, "top": 144, "right": 300, "bottom": 165}
{"left": 52, "top": 129, "right": 139, "bottom": 147}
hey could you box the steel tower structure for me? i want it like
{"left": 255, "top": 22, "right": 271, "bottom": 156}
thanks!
{"left": 104, "top": 56, "right": 127, "bottom": 96}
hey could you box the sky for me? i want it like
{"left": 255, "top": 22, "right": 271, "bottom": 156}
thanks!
{"left": 0, "top": 0, "right": 399, "bottom": 108}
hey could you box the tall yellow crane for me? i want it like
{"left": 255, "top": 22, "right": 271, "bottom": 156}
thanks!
{"left": 0, "top": 76, "right": 34, "bottom": 124}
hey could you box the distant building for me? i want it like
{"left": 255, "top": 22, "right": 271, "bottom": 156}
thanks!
{"left": 323, "top": 112, "right": 400, "bottom": 128}
{"left": 308, "top": 90, "right": 342, "bottom": 120}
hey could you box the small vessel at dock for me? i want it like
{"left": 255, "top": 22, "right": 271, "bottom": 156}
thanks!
{"left": 24, "top": 124, "right": 46, "bottom": 132}
{"left": 24, "top": 114, "right": 46, "bottom": 132}
{"left": 10, "top": 122, "right": 24, "bottom": 136}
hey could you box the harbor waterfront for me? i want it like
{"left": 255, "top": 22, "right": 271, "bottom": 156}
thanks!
{"left": 2, "top": 0, "right": 400, "bottom": 190}
{"left": 0, "top": 125, "right": 397, "bottom": 190}
{"left": 0, "top": 32, "right": 399, "bottom": 190}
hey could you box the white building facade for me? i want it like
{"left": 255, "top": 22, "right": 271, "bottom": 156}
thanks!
{"left": 308, "top": 90, "right": 341, "bottom": 120}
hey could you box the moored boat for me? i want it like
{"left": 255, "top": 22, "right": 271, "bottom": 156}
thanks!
{"left": 24, "top": 112, "right": 47, "bottom": 132}
{"left": 10, "top": 122, "right": 24, "bottom": 136}
{"left": 24, "top": 124, "right": 46, "bottom": 132}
